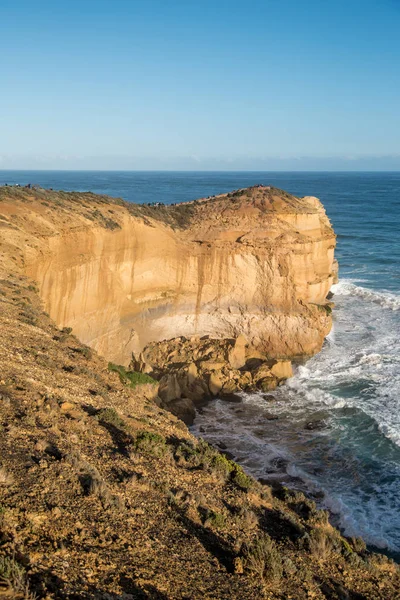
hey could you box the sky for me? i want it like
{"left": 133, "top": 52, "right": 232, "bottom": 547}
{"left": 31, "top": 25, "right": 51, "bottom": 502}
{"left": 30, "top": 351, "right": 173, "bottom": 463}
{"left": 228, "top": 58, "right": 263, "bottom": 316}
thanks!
{"left": 0, "top": 0, "right": 399, "bottom": 170}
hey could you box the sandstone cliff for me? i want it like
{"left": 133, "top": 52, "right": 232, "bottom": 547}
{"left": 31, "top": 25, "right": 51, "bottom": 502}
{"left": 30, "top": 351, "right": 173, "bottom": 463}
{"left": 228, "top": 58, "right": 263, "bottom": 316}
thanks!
{"left": 0, "top": 185, "right": 337, "bottom": 366}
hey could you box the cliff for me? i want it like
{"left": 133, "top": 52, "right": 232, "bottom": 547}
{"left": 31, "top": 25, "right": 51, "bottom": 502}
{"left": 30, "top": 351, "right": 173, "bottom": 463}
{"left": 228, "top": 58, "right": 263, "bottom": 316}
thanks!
{"left": 0, "top": 185, "right": 337, "bottom": 366}
{"left": 0, "top": 185, "right": 398, "bottom": 599}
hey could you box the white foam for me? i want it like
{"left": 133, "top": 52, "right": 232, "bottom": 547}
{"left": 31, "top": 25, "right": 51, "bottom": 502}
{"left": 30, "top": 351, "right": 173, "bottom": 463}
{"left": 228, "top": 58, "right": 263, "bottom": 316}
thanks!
{"left": 332, "top": 280, "right": 400, "bottom": 311}
{"left": 192, "top": 278, "right": 400, "bottom": 552}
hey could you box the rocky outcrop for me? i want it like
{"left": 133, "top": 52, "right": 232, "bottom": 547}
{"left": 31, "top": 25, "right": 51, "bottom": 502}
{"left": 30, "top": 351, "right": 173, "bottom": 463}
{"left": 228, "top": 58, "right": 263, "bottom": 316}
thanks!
{"left": 130, "top": 334, "right": 293, "bottom": 424}
{"left": 0, "top": 185, "right": 336, "bottom": 366}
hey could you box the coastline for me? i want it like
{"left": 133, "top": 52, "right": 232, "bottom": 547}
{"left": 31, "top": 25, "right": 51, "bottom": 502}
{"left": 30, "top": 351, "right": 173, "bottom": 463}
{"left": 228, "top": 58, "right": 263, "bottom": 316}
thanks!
{"left": 1, "top": 183, "right": 399, "bottom": 598}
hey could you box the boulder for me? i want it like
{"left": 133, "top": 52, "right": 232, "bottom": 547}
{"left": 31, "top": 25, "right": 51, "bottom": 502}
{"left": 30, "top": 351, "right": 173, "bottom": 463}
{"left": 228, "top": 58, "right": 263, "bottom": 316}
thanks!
{"left": 258, "top": 377, "right": 278, "bottom": 392}
{"left": 252, "top": 364, "right": 274, "bottom": 383}
{"left": 187, "top": 362, "right": 198, "bottom": 384}
{"left": 167, "top": 398, "right": 196, "bottom": 426}
{"left": 228, "top": 334, "right": 247, "bottom": 369}
{"left": 158, "top": 374, "right": 182, "bottom": 403}
{"left": 270, "top": 360, "right": 293, "bottom": 380}
{"left": 208, "top": 371, "right": 224, "bottom": 396}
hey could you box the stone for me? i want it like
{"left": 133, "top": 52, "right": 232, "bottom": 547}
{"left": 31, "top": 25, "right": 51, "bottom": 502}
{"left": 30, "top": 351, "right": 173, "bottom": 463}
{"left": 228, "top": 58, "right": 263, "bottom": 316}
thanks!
{"left": 270, "top": 360, "right": 293, "bottom": 380}
{"left": 252, "top": 364, "right": 273, "bottom": 383}
{"left": 168, "top": 398, "right": 196, "bottom": 426}
{"left": 187, "top": 362, "right": 198, "bottom": 384}
{"left": 228, "top": 335, "right": 247, "bottom": 369}
{"left": 60, "top": 402, "right": 75, "bottom": 414}
{"left": 258, "top": 377, "right": 278, "bottom": 392}
{"left": 233, "top": 557, "right": 244, "bottom": 574}
{"left": 208, "top": 371, "right": 224, "bottom": 396}
{"left": 220, "top": 380, "right": 241, "bottom": 396}
{"left": 199, "top": 360, "right": 226, "bottom": 371}
{"left": 158, "top": 374, "right": 182, "bottom": 403}
{"left": 263, "top": 394, "right": 275, "bottom": 402}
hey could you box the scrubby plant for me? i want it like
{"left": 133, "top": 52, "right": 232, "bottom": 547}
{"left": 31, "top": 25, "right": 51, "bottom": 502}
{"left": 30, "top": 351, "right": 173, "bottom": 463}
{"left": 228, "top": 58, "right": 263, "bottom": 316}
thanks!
{"left": 210, "top": 453, "right": 235, "bottom": 479}
{"left": 231, "top": 465, "right": 253, "bottom": 491}
{"left": 135, "top": 430, "right": 167, "bottom": 457}
{"left": 0, "top": 555, "right": 37, "bottom": 599}
{"left": 241, "top": 533, "right": 283, "bottom": 583}
{"left": 72, "top": 346, "right": 92, "bottom": 359}
{"left": 204, "top": 509, "right": 226, "bottom": 529}
{"left": 308, "top": 528, "right": 337, "bottom": 560}
{"left": 108, "top": 363, "right": 157, "bottom": 387}
{"left": 174, "top": 440, "right": 202, "bottom": 467}
{"left": 97, "top": 407, "right": 126, "bottom": 429}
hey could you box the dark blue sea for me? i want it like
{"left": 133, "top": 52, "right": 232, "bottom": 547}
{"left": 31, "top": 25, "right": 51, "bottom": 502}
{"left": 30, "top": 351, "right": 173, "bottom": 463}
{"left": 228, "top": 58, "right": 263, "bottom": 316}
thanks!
{"left": 2, "top": 170, "right": 400, "bottom": 553}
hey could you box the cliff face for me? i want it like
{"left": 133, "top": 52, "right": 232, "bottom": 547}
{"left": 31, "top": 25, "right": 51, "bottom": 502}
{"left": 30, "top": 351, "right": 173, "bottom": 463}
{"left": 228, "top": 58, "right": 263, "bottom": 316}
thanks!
{"left": 0, "top": 185, "right": 336, "bottom": 365}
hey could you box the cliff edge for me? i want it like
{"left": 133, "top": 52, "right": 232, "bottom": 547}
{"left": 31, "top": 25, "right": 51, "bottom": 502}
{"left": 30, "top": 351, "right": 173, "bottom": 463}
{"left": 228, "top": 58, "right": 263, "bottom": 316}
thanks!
{"left": 0, "top": 185, "right": 337, "bottom": 366}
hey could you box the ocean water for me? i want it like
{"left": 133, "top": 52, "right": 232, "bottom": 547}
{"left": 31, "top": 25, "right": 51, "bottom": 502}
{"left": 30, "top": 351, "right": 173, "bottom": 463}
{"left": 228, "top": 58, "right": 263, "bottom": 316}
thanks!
{"left": 2, "top": 170, "right": 400, "bottom": 553}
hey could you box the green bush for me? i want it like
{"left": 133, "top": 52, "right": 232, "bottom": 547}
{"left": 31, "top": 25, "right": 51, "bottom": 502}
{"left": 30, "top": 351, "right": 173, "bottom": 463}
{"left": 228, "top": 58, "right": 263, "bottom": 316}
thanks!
{"left": 0, "top": 555, "right": 36, "bottom": 598}
{"left": 242, "top": 533, "right": 283, "bottom": 583}
{"left": 97, "top": 407, "right": 126, "bottom": 429}
{"left": 108, "top": 363, "right": 157, "bottom": 387}
{"left": 231, "top": 465, "right": 253, "bottom": 491}
{"left": 210, "top": 453, "right": 235, "bottom": 479}
{"left": 204, "top": 509, "right": 226, "bottom": 529}
{"left": 135, "top": 431, "right": 167, "bottom": 457}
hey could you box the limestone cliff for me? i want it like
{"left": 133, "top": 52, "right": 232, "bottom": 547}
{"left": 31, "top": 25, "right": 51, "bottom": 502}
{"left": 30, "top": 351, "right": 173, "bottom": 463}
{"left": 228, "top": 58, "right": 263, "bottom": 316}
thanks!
{"left": 0, "top": 185, "right": 336, "bottom": 366}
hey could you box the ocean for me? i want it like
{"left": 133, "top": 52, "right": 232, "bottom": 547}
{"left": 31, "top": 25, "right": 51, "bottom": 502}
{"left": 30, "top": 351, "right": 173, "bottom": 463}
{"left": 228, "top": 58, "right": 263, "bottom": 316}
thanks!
{"left": 2, "top": 170, "right": 399, "bottom": 554}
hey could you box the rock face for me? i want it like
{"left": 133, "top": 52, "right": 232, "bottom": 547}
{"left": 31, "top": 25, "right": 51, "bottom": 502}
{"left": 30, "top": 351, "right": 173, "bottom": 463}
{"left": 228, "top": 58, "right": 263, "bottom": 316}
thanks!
{"left": 131, "top": 335, "right": 293, "bottom": 424}
{"left": 0, "top": 185, "right": 337, "bottom": 366}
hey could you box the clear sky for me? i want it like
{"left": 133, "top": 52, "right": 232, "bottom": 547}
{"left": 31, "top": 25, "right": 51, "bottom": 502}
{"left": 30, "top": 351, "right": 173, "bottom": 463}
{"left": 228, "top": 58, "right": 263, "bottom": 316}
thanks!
{"left": 1, "top": 0, "right": 399, "bottom": 170}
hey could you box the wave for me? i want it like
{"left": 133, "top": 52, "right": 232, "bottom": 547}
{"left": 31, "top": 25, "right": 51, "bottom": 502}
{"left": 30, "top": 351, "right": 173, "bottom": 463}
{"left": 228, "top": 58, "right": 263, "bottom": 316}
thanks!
{"left": 332, "top": 280, "right": 400, "bottom": 311}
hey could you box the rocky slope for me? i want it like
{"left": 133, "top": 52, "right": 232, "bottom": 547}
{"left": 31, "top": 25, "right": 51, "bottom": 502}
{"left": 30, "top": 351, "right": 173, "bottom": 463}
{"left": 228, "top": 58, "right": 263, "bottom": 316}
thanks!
{"left": 0, "top": 265, "right": 399, "bottom": 600}
{"left": 0, "top": 186, "right": 398, "bottom": 599}
{"left": 0, "top": 185, "right": 337, "bottom": 366}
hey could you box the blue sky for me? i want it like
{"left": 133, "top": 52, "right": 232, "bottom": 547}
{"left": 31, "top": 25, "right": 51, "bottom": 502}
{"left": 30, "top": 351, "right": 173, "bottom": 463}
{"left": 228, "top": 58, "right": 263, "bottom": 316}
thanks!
{"left": 1, "top": 0, "right": 399, "bottom": 170}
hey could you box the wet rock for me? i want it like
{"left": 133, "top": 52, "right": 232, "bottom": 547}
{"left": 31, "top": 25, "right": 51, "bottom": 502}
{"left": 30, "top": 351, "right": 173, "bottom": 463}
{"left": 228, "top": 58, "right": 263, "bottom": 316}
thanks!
{"left": 265, "top": 412, "right": 279, "bottom": 421}
{"left": 220, "top": 393, "right": 242, "bottom": 403}
{"left": 263, "top": 394, "right": 276, "bottom": 402}
{"left": 304, "top": 419, "right": 327, "bottom": 431}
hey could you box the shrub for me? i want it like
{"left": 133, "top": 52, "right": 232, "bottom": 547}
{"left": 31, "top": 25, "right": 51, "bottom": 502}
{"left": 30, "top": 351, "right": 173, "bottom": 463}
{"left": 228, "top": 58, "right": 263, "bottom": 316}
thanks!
{"left": 242, "top": 534, "right": 283, "bottom": 583}
{"left": 231, "top": 465, "right": 253, "bottom": 491}
{"left": 0, "top": 555, "right": 36, "bottom": 599}
{"left": 135, "top": 431, "right": 167, "bottom": 457}
{"left": 210, "top": 453, "right": 235, "bottom": 479}
{"left": 308, "top": 528, "right": 337, "bottom": 560}
{"left": 174, "top": 441, "right": 202, "bottom": 467}
{"left": 204, "top": 509, "right": 226, "bottom": 529}
{"left": 72, "top": 346, "right": 92, "bottom": 359}
{"left": 97, "top": 407, "right": 126, "bottom": 429}
{"left": 108, "top": 363, "right": 157, "bottom": 388}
